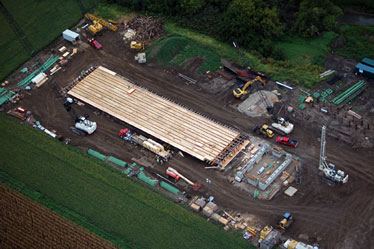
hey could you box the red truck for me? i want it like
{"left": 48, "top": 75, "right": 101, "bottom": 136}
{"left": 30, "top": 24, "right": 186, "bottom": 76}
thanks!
{"left": 88, "top": 38, "right": 102, "bottom": 50}
{"left": 276, "top": 136, "right": 298, "bottom": 148}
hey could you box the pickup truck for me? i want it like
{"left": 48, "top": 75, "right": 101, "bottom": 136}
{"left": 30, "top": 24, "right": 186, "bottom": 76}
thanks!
{"left": 276, "top": 136, "right": 298, "bottom": 148}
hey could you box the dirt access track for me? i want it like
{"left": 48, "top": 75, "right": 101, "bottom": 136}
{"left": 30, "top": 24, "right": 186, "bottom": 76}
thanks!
{"left": 3, "top": 26, "right": 374, "bottom": 249}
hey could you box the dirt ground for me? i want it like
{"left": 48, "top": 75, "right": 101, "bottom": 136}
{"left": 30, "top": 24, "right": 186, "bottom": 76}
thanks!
{"left": 2, "top": 25, "right": 374, "bottom": 249}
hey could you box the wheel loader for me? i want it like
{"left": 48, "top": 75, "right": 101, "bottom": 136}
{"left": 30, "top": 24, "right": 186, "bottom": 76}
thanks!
{"left": 253, "top": 124, "right": 274, "bottom": 138}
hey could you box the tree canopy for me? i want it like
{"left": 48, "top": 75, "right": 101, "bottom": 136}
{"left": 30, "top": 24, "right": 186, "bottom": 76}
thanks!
{"left": 112, "top": 0, "right": 345, "bottom": 57}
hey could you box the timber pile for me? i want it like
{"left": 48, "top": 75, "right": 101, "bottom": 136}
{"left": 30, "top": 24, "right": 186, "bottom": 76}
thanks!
{"left": 127, "top": 16, "right": 165, "bottom": 41}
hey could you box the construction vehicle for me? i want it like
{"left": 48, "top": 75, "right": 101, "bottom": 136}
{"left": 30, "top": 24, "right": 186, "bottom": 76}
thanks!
{"left": 319, "top": 126, "right": 349, "bottom": 184}
{"left": 278, "top": 212, "right": 294, "bottom": 230}
{"left": 119, "top": 129, "right": 171, "bottom": 161}
{"left": 271, "top": 117, "right": 294, "bottom": 135}
{"left": 84, "top": 13, "right": 118, "bottom": 35}
{"left": 108, "top": 19, "right": 118, "bottom": 24}
{"left": 246, "top": 226, "right": 257, "bottom": 235}
{"left": 135, "top": 53, "right": 146, "bottom": 63}
{"left": 64, "top": 97, "right": 97, "bottom": 136}
{"left": 72, "top": 116, "right": 97, "bottom": 135}
{"left": 282, "top": 239, "right": 315, "bottom": 249}
{"left": 166, "top": 167, "right": 201, "bottom": 191}
{"left": 253, "top": 124, "right": 274, "bottom": 138}
{"left": 86, "top": 21, "right": 103, "bottom": 35}
{"left": 130, "top": 41, "right": 145, "bottom": 50}
{"left": 276, "top": 136, "right": 298, "bottom": 148}
{"left": 233, "top": 76, "right": 266, "bottom": 99}
{"left": 259, "top": 225, "right": 272, "bottom": 240}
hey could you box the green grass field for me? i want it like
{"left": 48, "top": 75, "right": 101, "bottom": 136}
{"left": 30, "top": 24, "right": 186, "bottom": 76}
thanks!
{"left": 160, "top": 22, "right": 321, "bottom": 88}
{"left": 335, "top": 25, "right": 374, "bottom": 60}
{"left": 0, "top": 0, "right": 96, "bottom": 81}
{"left": 0, "top": 114, "right": 255, "bottom": 249}
{"left": 275, "top": 32, "right": 336, "bottom": 66}
{"left": 149, "top": 36, "right": 222, "bottom": 73}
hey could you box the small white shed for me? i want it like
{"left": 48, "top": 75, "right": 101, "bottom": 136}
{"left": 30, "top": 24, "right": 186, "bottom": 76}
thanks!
{"left": 62, "top": 29, "right": 80, "bottom": 44}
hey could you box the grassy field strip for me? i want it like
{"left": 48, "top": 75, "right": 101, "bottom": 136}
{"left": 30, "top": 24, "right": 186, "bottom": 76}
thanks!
{"left": 149, "top": 36, "right": 221, "bottom": 73}
{"left": 335, "top": 25, "right": 374, "bottom": 60}
{"left": 159, "top": 22, "right": 321, "bottom": 87}
{"left": 0, "top": 114, "right": 254, "bottom": 249}
{"left": 276, "top": 32, "right": 336, "bottom": 66}
{"left": 0, "top": 0, "right": 96, "bottom": 80}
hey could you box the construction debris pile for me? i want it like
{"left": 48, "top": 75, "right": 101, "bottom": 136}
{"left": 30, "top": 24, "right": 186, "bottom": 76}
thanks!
{"left": 127, "top": 16, "right": 165, "bottom": 42}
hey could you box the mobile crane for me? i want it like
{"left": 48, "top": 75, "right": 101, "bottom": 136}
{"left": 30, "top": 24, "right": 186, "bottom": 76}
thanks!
{"left": 84, "top": 13, "right": 118, "bottom": 35}
{"left": 319, "top": 126, "right": 349, "bottom": 184}
{"left": 166, "top": 167, "right": 201, "bottom": 191}
{"left": 233, "top": 76, "right": 266, "bottom": 99}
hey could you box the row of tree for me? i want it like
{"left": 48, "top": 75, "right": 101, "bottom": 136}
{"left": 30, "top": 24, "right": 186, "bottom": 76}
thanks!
{"left": 109, "top": 0, "right": 345, "bottom": 58}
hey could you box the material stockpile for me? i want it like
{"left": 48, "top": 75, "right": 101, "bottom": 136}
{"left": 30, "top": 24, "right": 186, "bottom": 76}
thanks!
{"left": 127, "top": 16, "right": 165, "bottom": 42}
{"left": 331, "top": 80, "right": 367, "bottom": 106}
{"left": 0, "top": 88, "right": 15, "bottom": 106}
{"left": 18, "top": 55, "right": 59, "bottom": 87}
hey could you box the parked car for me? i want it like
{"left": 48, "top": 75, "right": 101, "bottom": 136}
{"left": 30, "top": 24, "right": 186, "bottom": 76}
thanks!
{"left": 276, "top": 136, "right": 298, "bottom": 148}
{"left": 88, "top": 38, "right": 102, "bottom": 50}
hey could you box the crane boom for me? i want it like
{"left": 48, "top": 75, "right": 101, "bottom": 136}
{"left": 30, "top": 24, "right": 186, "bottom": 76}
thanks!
{"left": 318, "top": 126, "right": 349, "bottom": 184}
{"left": 167, "top": 167, "right": 194, "bottom": 185}
{"left": 85, "top": 13, "right": 118, "bottom": 31}
{"left": 319, "top": 125, "right": 327, "bottom": 170}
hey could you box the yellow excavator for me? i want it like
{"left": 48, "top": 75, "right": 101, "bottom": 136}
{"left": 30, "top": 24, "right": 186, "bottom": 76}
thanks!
{"left": 85, "top": 13, "right": 118, "bottom": 35}
{"left": 233, "top": 76, "right": 266, "bottom": 99}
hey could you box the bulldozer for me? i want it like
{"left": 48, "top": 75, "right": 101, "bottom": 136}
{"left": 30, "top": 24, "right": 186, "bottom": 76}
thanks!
{"left": 233, "top": 76, "right": 266, "bottom": 99}
{"left": 278, "top": 212, "right": 294, "bottom": 230}
{"left": 253, "top": 124, "right": 274, "bottom": 138}
{"left": 130, "top": 41, "right": 145, "bottom": 50}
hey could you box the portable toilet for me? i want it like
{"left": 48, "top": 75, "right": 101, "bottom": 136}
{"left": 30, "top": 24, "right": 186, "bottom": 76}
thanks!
{"left": 62, "top": 29, "right": 80, "bottom": 44}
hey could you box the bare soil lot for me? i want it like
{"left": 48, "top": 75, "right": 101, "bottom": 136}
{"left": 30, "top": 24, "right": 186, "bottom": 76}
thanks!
{"left": 3, "top": 26, "right": 374, "bottom": 249}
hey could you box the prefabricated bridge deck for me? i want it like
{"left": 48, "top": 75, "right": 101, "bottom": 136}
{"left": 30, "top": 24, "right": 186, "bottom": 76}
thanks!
{"left": 68, "top": 66, "right": 248, "bottom": 167}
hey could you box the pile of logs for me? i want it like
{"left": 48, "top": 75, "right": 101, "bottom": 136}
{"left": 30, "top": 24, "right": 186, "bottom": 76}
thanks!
{"left": 127, "top": 16, "right": 165, "bottom": 42}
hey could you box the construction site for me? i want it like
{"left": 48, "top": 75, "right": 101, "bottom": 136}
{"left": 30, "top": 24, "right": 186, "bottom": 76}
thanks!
{"left": 1, "top": 7, "right": 374, "bottom": 249}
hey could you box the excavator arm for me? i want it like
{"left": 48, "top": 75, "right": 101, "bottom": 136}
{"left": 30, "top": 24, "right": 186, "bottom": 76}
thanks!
{"left": 233, "top": 76, "right": 266, "bottom": 99}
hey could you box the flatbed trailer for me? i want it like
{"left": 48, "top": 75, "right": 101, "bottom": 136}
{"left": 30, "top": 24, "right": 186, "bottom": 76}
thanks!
{"left": 119, "top": 129, "right": 171, "bottom": 161}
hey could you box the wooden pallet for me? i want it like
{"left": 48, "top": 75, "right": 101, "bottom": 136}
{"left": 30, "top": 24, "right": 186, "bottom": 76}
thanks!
{"left": 68, "top": 66, "right": 243, "bottom": 163}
